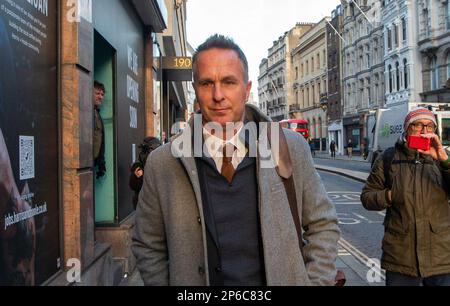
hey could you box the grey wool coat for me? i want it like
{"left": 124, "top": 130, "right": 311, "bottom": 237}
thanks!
{"left": 132, "top": 105, "right": 340, "bottom": 286}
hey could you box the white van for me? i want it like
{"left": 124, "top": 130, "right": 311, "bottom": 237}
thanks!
{"left": 368, "top": 103, "right": 450, "bottom": 166}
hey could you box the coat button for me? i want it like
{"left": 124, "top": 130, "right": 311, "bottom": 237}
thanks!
{"left": 198, "top": 266, "right": 205, "bottom": 275}
{"left": 197, "top": 217, "right": 202, "bottom": 225}
{"left": 215, "top": 267, "right": 222, "bottom": 273}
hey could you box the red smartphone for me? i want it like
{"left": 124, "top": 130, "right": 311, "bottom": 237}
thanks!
{"left": 407, "top": 135, "right": 431, "bottom": 151}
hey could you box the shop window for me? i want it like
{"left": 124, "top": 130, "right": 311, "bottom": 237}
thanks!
{"left": 94, "top": 31, "right": 117, "bottom": 224}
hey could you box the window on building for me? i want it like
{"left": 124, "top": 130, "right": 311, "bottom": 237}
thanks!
{"left": 388, "top": 64, "right": 393, "bottom": 93}
{"left": 312, "top": 85, "right": 315, "bottom": 104}
{"left": 404, "top": 59, "right": 409, "bottom": 89}
{"left": 306, "top": 87, "right": 310, "bottom": 106}
{"left": 301, "top": 89, "right": 305, "bottom": 108}
{"left": 447, "top": 2, "right": 450, "bottom": 30}
{"left": 295, "top": 67, "right": 298, "bottom": 80}
{"left": 387, "top": 28, "right": 392, "bottom": 50}
{"left": 360, "top": 87, "right": 364, "bottom": 107}
{"left": 402, "top": 17, "right": 407, "bottom": 41}
{"left": 393, "top": 24, "right": 398, "bottom": 47}
{"left": 396, "top": 62, "right": 400, "bottom": 91}
{"left": 424, "top": 8, "right": 431, "bottom": 37}
{"left": 306, "top": 60, "right": 309, "bottom": 74}
{"left": 323, "top": 50, "right": 326, "bottom": 67}
{"left": 366, "top": 54, "right": 371, "bottom": 68}
{"left": 447, "top": 53, "right": 450, "bottom": 80}
{"left": 374, "top": 47, "right": 378, "bottom": 63}
{"left": 311, "top": 57, "right": 315, "bottom": 73}
{"left": 375, "top": 82, "right": 379, "bottom": 104}
{"left": 317, "top": 53, "right": 320, "bottom": 69}
{"left": 301, "top": 63, "right": 304, "bottom": 77}
{"left": 431, "top": 57, "right": 439, "bottom": 90}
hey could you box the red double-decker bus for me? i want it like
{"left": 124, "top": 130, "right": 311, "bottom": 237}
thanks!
{"left": 280, "top": 119, "right": 309, "bottom": 140}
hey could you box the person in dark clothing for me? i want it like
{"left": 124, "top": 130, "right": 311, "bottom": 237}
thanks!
{"left": 309, "top": 138, "right": 316, "bottom": 157}
{"left": 362, "top": 107, "right": 450, "bottom": 286}
{"left": 129, "top": 137, "right": 162, "bottom": 209}
{"left": 132, "top": 34, "right": 339, "bottom": 286}
{"left": 330, "top": 140, "right": 336, "bottom": 158}
{"left": 347, "top": 139, "right": 353, "bottom": 159}
{"left": 93, "top": 81, "right": 106, "bottom": 179}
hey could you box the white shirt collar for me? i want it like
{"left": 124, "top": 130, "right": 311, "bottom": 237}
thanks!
{"left": 202, "top": 125, "right": 247, "bottom": 171}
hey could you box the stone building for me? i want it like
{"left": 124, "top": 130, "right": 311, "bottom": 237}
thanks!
{"left": 417, "top": 0, "right": 450, "bottom": 103}
{"left": 327, "top": 5, "right": 345, "bottom": 156}
{"left": 260, "top": 23, "right": 314, "bottom": 121}
{"left": 342, "top": 0, "right": 384, "bottom": 154}
{"left": 291, "top": 18, "right": 329, "bottom": 151}
{"left": 383, "top": 0, "right": 423, "bottom": 108}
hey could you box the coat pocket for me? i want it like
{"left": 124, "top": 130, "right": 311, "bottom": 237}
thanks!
{"left": 429, "top": 219, "right": 450, "bottom": 267}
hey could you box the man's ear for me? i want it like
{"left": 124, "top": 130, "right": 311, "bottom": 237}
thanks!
{"left": 246, "top": 81, "right": 252, "bottom": 101}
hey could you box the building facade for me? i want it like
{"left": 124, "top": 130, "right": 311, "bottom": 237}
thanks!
{"left": 417, "top": 0, "right": 450, "bottom": 103}
{"left": 342, "top": 0, "right": 384, "bottom": 154}
{"left": 383, "top": 0, "right": 423, "bottom": 108}
{"left": 327, "top": 5, "right": 345, "bottom": 156}
{"left": 291, "top": 18, "right": 329, "bottom": 151}
{"left": 258, "top": 58, "right": 269, "bottom": 115}
{"left": 0, "top": 0, "right": 189, "bottom": 286}
{"left": 264, "top": 23, "right": 313, "bottom": 121}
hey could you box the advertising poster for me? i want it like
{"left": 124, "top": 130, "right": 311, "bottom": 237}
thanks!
{"left": 0, "top": 0, "right": 60, "bottom": 285}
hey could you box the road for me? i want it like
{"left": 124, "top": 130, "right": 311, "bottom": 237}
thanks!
{"left": 318, "top": 170, "right": 384, "bottom": 261}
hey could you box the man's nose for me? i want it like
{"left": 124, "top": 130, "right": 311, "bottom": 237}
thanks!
{"left": 212, "top": 84, "right": 225, "bottom": 102}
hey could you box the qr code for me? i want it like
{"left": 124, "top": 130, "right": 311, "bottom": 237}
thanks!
{"left": 19, "top": 136, "right": 35, "bottom": 180}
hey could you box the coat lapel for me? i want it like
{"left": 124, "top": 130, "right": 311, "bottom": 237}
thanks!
{"left": 172, "top": 124, "right": 220, "bottom": 251}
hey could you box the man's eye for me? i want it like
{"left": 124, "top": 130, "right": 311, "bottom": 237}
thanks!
{"left": 200, "top": 82, "right": 213, "bottom": 88}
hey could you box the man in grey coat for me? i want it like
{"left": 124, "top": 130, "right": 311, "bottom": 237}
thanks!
{"left": 132, "top": 34, "right": 340, "bottom": 286}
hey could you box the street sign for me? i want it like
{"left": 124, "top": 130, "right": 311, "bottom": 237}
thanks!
{"left": 162, "top": 56, "right": 193, "bottom": 81}
{"left": 162, "top": 56, "right": 192, "bottom": 70}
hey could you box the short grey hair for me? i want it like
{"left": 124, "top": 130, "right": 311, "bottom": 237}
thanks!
{"left": 193, "top": 34, "right": 249, "bottom": 82}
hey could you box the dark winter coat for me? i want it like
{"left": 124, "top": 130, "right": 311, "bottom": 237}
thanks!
{"left": 361, "top": 140, "right": 450, "bottom": 277}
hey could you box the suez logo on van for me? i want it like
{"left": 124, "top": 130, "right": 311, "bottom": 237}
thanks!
{"left": 380, "top": 123, "right": 403, "bottom": 138}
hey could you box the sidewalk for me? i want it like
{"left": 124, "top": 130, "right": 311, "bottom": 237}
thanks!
{"left": 122, "top": 250, "right": 380, "bottom": 286}
{"left": 315, "top": 163, "right": 369, "bottom": 183}
{"left": 314, "top": 152, "right": 368, "bottom": 163}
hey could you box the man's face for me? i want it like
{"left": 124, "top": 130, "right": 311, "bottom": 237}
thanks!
{"left": 193, "top": 48, "right": 251, "bottom": 127}
{"left": 94, "top": 88, "right": 105, "bottom": 108}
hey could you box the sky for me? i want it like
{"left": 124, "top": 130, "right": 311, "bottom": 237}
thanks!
{"left": 186, "top": 0, "right": 342, "bottom": 102}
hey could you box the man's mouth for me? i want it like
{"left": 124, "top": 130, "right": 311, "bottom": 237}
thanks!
{"left": 212, "top": 108, "right": 230, "bottom": 113}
